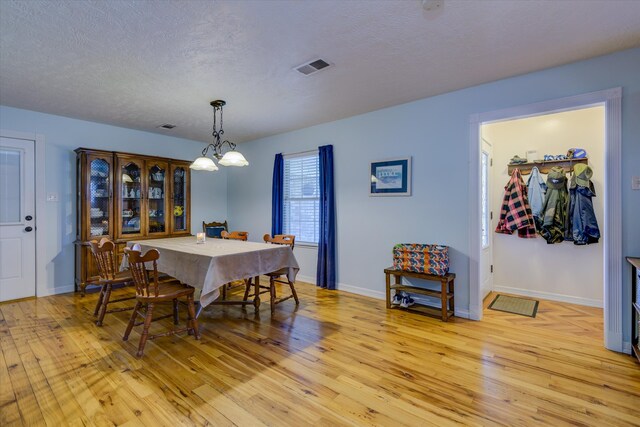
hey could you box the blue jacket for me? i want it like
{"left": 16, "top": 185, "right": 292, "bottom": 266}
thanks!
{"left": 527, "top": 166, "right": 547, "bottom": 225}
{"left": 566, "top": 182, "right": 600, "bottom": 245}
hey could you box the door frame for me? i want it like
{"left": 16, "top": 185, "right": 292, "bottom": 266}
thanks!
{"left": 468, "top": 87, "right": 623, "bottom": 352}
{"left": 0, "top": 129, "right": 47, "bottom": 297}
{"left": 480, "top": 138, "right": 493, "bottom": 301}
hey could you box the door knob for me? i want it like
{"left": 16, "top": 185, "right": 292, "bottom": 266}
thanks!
{"left": 25, "top": 226, "right": 33, "bottom": 232}
{"left": 25, "top": 215, "right": 33, "bottom": 221}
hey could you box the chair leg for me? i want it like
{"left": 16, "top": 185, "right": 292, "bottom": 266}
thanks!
{"left": 288, "top": 281, "right": 299, "bottom": 305}
{"left": 137, "top": 303, "right": 154, "bottom": 357}
{"left": 270, "top": 277, "right": 276, "bottom": 315}
{"left": 187, "top": 295, "right": 200, "bottom": 340}
{"left": 173, "top": 299, "right": 179, "bottom": 325}
{"left": 123, "top": 301, "right": 140, "bottom": 341}
{"left": 242, "top": 278, "right": 252, "bottom": 301}
{"left": 96, "top": 283, "right": 112, "bottom": 326}
{"left": 93, "top": 286, "right": 105, "bottom": 316}
{"left": 222, "top": 283, "right": 227, "bottom": 300}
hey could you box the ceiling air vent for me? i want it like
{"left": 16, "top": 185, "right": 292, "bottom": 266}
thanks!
{"left": 294, "top": 58, "right": 331, "bottom": 76}
{"left": 157, "top": 123, "right": 176, "bottom": 129}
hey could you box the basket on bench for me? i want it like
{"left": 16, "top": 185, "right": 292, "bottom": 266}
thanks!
{"left": 392, "top": 243, "right": 449, "bottom": 276}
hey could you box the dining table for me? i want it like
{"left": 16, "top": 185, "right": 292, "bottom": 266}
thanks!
{"left": 123, "top": 236, "right": 299, "bottom": 315}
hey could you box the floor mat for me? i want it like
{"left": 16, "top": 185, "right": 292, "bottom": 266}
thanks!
{"left": 488, "top": 294, "right": 539, "bottom": 317}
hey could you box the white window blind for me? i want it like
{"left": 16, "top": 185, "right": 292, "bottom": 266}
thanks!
{"left": 283, "top": 153, "right": 319, "bottom": 244}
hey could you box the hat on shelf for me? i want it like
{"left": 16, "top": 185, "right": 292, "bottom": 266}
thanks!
{"left": 573, "top": 163, "right": 593, "bottom": 187}
{"left": 567, "top": 148, "right": 587, "bottom": 159}
{"left": 543, "top": 154, "right": 570, "bottom": 161}
{"left": 546, "top": 166, "right": 567, "bottom": 189}
{"left": 509, "top": 155, "right": 527, "bottom": 165}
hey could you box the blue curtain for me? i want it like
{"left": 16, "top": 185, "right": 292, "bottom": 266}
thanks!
{"left": 271, "top": 153, "right": 284, "bottom": 236}
{"left": 317, "top": 145, "right": 336, "bottom": 290}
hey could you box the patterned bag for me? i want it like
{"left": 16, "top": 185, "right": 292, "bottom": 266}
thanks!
{"left": 392, "top": 244, "right": 449, "bottom": 275}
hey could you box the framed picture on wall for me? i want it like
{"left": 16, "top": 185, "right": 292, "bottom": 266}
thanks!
{"left": 370, "top": 157, "right": 411, "bottom": 196}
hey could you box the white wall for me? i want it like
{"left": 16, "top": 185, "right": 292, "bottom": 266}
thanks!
{"left": 227, "top": 48, "right": 640, "bottom": 337}
{"left": 0, "top": 106, "right": 228, "bottom": 295}
{"left": 482, "top": 107, "right": 604, "bottom": 307}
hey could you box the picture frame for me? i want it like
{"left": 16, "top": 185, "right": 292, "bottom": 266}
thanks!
{"left": 370, "top": 157, "right": 412, "bottom": 196}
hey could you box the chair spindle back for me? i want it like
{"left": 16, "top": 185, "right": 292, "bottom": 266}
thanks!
{"left": 263, "top": 234, "right": 295, "bottom": 250}
{"left": 89, "top": 238, "right": 119, "bottom": 281}
{"left": 221, "top": 230, "right": 249, "bottom": 241}
{"left": 124, "top": 248, "right": 161, "bottom": 298}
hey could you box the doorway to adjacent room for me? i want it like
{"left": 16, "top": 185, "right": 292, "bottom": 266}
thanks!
{"left": 468, "top": 88, "right": 623, "bottom": 352}
{"left": 480, "top": 106, "right": 604, "bottom": 308}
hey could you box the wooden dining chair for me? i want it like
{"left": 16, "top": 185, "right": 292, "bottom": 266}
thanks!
{"left": 219, "top": 230, "right": 250, "bottom": 298}
{"left": 202, "top": 220, "right": 228, "bottom": 238}
{"left": 252, "top": 234, "right": 299, "bottom": 314}
{"left": 123, "top": 247, "right": 200, "bottom": 357}
{"left": 220, "top": 230, "right": 248, "bottom": 241}
{"left": 89, "top": 238, "right": 136, "bottom": 326}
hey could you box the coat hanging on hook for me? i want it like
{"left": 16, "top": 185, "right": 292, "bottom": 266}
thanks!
{"left": 566, "top": 164, "right": 600, "bottom": 245}
{"left": 495, "top": 168, "right": 536, "bottom": 238}
{"left": 527, "top": 166, "right": 547, "bottom": 228}
{"left": 539, "top": 167, "right": 569, "bottom": 244}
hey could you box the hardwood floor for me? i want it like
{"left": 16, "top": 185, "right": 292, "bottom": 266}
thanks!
{"left": 1, "top": 283, "right": 638, "bottom": 426}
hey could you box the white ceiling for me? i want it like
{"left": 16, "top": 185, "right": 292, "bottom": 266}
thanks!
{"left": 1, "top": 0, "right": 639, "bottom": 144}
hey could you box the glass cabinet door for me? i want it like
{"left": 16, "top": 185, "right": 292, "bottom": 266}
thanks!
{"left": 146, "top": 161, "right": 169, "bottom": 236}
{"left": 171, "top": 164, "right": 189, "bottom": 233}
{"left": 88, "top": 157, "right": 111, "bottom": 238}
{"left": 119, "top": 159, "right": 143, "bottom": 236}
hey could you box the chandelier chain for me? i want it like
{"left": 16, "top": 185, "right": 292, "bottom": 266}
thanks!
{"left": 201, "top": 101, "right": 236, "bottom": 158}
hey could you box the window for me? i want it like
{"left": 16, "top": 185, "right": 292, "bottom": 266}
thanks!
{"left": 283, "top": 152, "right": 319, "bottom": 244}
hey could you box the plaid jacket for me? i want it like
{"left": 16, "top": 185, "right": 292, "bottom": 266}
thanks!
{"left": 495, "top": 169, "right": 537, "bottom": 238}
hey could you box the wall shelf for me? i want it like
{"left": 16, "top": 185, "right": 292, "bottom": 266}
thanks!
{"left": 507, "top": 158, "right": 588, "bottom": 175}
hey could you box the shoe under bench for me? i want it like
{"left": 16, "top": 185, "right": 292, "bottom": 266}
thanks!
{"left": 384, "top": 268, "right": 456, "bottom": 322}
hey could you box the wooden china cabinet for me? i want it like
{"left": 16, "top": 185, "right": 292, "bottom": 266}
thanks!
{"left": 75, "top": 148, "right": 191, "bottom": 293}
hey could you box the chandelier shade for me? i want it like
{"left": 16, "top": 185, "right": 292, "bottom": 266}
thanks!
{"left": 189, "top": 156, "right": 219, "bottom": 171}
{"left": 218, "top": 150, "right": 249, "bottom": 167}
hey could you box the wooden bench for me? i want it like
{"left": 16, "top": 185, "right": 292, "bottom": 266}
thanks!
{"left": 384, "top": 268, "right": 455, "bottom": 321}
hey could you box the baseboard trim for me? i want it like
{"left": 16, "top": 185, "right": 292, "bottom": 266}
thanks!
{"left": 622, "top": 341, "right": 632, "bottom": 355}
{"left": 337, "top": 283, "right": 385, "bottom": 300}
{"left": 297, "top": 275, "right": 471, "bottom": 317}
{"left": 454, "top": 308, "right": 470, "bottom": 319}
{"left": 37, "top": 284, "right": 75, "bottom": 297}
{"left": 296, "top": 275, "right": 316, "bottom": 286}
{"left": 493, "top": 286, "right": 603, "bottom": 308}
{"left": 297, "top": 276, "right": 387, "bottom": 300}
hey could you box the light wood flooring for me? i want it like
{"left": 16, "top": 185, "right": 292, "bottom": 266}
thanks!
{"left": 1, "top": 283, "right": 639, "bottom": 426}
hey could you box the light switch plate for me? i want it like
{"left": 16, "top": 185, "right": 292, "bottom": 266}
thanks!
{"left": 632, "top": 176, "right": 640, "bottom": 190}
{"left": 46, "top": 192, "right": 59, "bottom": 202}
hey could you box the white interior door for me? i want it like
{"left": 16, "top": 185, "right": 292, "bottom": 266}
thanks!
{"left": 480, "top": 138, "right": 493, "bottom": 301}
{"left": 0, "top": 136, "right": 36, "bottom": 302}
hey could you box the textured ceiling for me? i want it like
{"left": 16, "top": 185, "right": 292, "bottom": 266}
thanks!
{"left": 1, "top": 0, "right": 639, "bottom": 144}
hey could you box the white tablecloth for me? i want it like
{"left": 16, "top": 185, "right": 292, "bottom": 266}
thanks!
{"left": 125, "top": 237, "right": 299, "bottom": 307}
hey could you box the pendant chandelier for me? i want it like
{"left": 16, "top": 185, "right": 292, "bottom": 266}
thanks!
{"left": 190, "top": 100, "right": 249, "bottom": 171}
